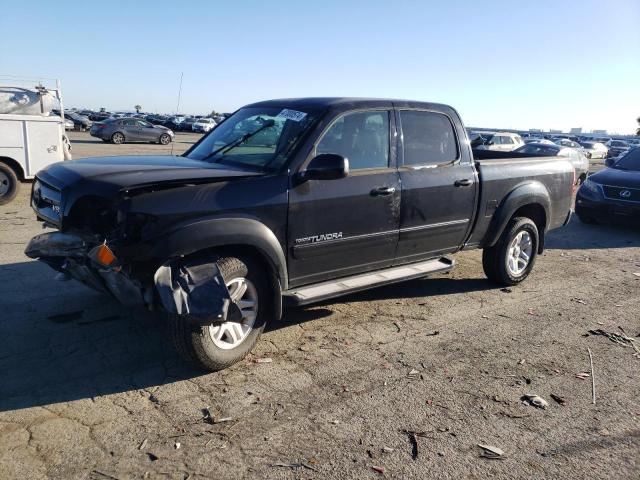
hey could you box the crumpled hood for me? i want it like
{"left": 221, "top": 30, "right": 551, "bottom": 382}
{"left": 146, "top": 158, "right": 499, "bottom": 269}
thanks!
{"left": 37, "top": 155, "right": 263, "bottom": 193}
{"left": 589, "top": 167, "right": 640, "bottom": 189}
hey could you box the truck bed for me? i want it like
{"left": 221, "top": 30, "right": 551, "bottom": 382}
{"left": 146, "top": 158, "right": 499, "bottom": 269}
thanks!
{"left": 467, "top": 153, "right": 575, "bottom": 248}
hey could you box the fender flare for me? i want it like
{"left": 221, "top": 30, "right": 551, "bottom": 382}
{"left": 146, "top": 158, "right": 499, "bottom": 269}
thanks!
{"left": 484, "top": 181, "right": 551, "bottom": 249}
{"left": 147, "top": 216, "right": 288, "bottom": 289}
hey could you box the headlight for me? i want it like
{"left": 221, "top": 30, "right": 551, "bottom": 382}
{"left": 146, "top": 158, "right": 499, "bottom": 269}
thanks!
{"left": 578, "top": 179, "right": 602, "bottom": 198}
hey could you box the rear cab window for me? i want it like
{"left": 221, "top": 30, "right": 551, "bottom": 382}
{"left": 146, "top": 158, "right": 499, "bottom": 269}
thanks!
{"left": 399, "top": 110, "right": 459, "bottom": 166}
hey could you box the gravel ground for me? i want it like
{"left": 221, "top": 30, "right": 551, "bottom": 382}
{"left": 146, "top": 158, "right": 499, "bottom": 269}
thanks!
{"left": 0, "top": 134, "right": 638, "bottom": 479}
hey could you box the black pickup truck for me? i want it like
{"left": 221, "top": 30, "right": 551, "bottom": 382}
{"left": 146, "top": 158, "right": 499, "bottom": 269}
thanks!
{"left": 26, "top": 98, "right": 575, "bottom": 371}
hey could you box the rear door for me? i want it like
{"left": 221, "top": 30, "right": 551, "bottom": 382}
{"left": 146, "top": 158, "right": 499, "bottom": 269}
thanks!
{"left": 287, "top": 108, "right": 401, "bottom": 287}
{"left": 395, "top": 109, "right": 477, "bottom": 263}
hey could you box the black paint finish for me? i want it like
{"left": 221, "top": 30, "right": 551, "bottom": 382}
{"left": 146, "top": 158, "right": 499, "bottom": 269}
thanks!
{"left": 30, "top": 98, "right": 575, "bottom": 300}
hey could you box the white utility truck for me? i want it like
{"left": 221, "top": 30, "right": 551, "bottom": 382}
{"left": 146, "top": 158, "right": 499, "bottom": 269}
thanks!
{"left": 0, "top": 81, "right": 71, "bottom": 205}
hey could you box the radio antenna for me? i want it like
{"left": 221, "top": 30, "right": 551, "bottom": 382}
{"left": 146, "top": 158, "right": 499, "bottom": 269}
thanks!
{"left": 171, "top": 72, "right": 184, "bottom": 156}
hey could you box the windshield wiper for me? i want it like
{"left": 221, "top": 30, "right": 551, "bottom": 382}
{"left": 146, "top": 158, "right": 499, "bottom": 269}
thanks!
{"left": 201, "top": 119, "right": 275, "bottom": 162}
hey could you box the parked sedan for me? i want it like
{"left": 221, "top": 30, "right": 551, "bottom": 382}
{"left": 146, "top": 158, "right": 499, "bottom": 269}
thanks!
{"left": 514, "top": 143, "right": 589, "bottom": 182}
{"left": 576, "top": 148, "right": 640, "bottom": 224}
{"left": 53, "top": 110, "right": 92, "bottom": 131}
{"left": 554, "top": 138, "right": 592, "bottom": 158}
{"left": 192, "top": 118, "right": 217, "bottom": 133}
{"left": 524, "top": 138, "right": 555, "bottom": 145}
{"left": 90, "top": 118, "right": 174, "bottom": 145}
{"left": 606, "top": 140, "right": 630, "bottom": 158}
{"left": 579, "top": 141, "right": 608, "bottom": 159}
{"left": 179, "top": 117, "right": 198, "bottom": 131}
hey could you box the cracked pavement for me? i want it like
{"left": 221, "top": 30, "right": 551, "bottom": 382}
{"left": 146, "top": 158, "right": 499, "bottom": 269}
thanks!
{"left": 0, "top": 133, "right": 639, "bottom": 479}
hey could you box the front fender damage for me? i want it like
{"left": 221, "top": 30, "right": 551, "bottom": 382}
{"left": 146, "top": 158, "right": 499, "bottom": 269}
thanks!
{"left": 154, "top": 257, "right": 241, "bottom": 325}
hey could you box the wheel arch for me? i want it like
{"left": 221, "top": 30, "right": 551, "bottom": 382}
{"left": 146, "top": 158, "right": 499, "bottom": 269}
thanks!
{"left": 146, "top": 215, "right": 287, "bottom": 299}
{"left": 0, "top": 156, "right": 25, "bottom": 181}
{"left": 483, "top": 181, "right": 550, "bottom": 253}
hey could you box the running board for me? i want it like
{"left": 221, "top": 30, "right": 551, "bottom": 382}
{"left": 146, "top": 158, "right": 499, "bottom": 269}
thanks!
{"left": 283, "top": 257, "right": 454, "bottom": 306}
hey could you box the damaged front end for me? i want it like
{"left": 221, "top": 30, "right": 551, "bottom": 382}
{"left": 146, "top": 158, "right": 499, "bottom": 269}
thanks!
{"left": 25, "top": 231, "right": 147, "bottom": 308}
{"left": 25, "top": 231, "right": 238, "bottom": 324}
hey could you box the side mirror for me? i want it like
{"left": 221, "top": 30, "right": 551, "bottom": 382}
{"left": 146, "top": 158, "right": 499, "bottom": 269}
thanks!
{"left": 300, "top": 154, "right": 349, "bottom": 181}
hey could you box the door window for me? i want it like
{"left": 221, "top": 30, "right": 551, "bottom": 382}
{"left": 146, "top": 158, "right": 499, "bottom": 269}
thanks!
{"left": 122, "top": 119, "right": 137, "bottom": 127}
{"left": 316, "top": 111, "right": 389, "bottom": 170}
{"left": 400, "top": 111, "right": 458, "bottom": 166}
{"left": 502, "top": 136, "right": 514, "bottom": 145}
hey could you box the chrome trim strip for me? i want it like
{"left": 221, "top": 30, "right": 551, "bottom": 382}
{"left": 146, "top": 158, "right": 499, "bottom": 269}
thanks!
{"left": 400, "top": 219, "right": 469, "bottom": 233}
{"left": 293, "top": 219, "right": 469, "bottom": 251}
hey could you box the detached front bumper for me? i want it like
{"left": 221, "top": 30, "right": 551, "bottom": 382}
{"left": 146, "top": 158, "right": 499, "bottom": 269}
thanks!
{"left": 25, "top": 232, "right": 146, "bottom": 307}
{"left": 25, "top": 232, "right": 238, "bottom": 324}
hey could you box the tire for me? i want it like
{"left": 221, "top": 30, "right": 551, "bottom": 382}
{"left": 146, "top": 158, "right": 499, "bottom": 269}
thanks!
{"left": 482, "top": 217, "right": 539, "bottom": 286}
{"left": 159, "top": 133, "right": 171, "bottom": 145}
{"left": 111, "top": 132, "right": 125, "bottom": 144}
{"left": 0, "top": 163, "right": 19, "bottom": 206}
{"left": 167, "top": 256, "right": 271, "bottom": 371}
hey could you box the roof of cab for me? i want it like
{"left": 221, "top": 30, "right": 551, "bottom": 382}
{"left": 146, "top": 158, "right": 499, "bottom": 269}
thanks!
{"left": 244, "top": 97, "right": 456, "bottom": 114}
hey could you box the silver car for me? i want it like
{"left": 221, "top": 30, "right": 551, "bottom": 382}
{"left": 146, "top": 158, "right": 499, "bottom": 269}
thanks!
{"left": 515, "top": 143, "right": 589, "bottom": 182}
{"left": 90, "top": 117, "right": 174, "bottom": 145}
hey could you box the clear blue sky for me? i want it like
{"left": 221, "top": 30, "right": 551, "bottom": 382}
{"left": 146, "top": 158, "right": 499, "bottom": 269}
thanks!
{"left": 1, "top": 0, "right": 638, "bottom": 133}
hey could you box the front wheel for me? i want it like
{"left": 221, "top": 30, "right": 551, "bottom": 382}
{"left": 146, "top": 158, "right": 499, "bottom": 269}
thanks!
{"left": 167, "top": 256, "right": 271, "bottom": 371}
{"left": 0, "top": 163, "right": 19, "bottom": 206}
{"left": 483, "top": 217, "right": 539, "bottom": 286}
{"left": 159, "top": 133, "right": 171, "bottom": 145}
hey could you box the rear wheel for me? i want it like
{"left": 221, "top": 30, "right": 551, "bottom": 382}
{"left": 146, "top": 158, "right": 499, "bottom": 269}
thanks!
{"left": 111, "top": 132, "right": 125, "bottom": 144}
{"left": 0, "top": 163, "right": 19, "bottom": 206}
{"left": 168, "top": 256, "right": 271, "bottom": 371}
{"left": 483, "top": 217, "right": 539, "bottom": 286}
{"left": 159, "top": 133, "right": 171, "bottom": 145}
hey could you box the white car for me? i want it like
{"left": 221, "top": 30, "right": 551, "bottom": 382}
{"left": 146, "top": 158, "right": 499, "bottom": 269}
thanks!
{"left": 524, "top": 138, "right": 555, "bottom": 145}
{"left": 192, "top": 118, "right": 217, "bottom": 133}
{"left": 579, "top": 141, "right": 608, "bottom": 159}
{"left": 473, "top": 131, "right": 524, "bottom": 152}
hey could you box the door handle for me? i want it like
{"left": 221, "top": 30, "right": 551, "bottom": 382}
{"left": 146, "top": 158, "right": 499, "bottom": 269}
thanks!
{"left": 370, "top": 186, "right": 396, "bottom": 196}
{"left": 454, "top": 179, "right": 472, "bottom": 187}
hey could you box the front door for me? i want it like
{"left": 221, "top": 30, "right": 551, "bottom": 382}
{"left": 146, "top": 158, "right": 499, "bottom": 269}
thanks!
{"left": 136, "top": 120, "right": 158, "bottom": 141}
{"left": 287, "top": 109, "right": 400, "bottom": 287}
{"left": 395, "top": 109, "right": 477, "bottom": 263}
{"left": 121, "top": 119, "right": 142, "bottom": 141}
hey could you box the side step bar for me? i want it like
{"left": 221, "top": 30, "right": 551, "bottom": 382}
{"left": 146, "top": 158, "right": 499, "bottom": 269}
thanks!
{"left": 283, "top": 257, "right": 454, "bottom": 306}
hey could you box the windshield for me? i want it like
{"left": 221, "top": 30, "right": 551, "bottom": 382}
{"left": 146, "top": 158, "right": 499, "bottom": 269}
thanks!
{"left": 187, "top": 106, "right": 321, "bottom": 170}
{"left": 613, "top": 148, "right": 640, "bottom": 171}
{"left": 611, "top": 141, "right": 628, "bottom": 147}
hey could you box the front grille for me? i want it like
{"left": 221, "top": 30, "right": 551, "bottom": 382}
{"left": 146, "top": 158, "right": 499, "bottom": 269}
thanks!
{"left": 32, "top": 178, "right": 62, "bottom": 226}
{"left": 602, "top": 185, "right": 640, "bottom": 203}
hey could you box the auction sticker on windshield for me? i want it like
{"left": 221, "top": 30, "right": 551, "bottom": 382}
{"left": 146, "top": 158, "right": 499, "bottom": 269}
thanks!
{"left": 276, "top": 109, "right": 307, "bottom": 122}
